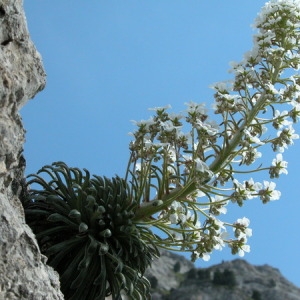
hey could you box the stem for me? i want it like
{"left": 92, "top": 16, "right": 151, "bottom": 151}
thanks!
{"left": 210, "top": 34, "right": 290, "bottom": 174}
{"left": 133, "top": 180, "right": 197, "bottom": 221}
{"left": 209, "top": 91, "right": 267, "bottom": 173}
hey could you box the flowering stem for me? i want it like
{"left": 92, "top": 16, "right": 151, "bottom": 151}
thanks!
{"left": 127, "top": 1, "right": 300, "bottom": 263}
{"left": 133, "top": 180, "right": 197, "bottom": 221}
{"left": 209, "top": 91, "right": 267, "bottom": 173}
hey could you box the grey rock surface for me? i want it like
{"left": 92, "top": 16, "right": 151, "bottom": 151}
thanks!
{"left": 145, "top": 249, "right": 194, "bottom": 295}
{"left": 146, "top": 252, "right": 300, "bottom": 300}
{"left": 0, "top": 0, "right": 64, "bottom": 299}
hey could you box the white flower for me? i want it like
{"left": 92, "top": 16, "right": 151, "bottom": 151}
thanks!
{"left": 211, "top": 216, "right": 226, "bottom": 232}
{"left": 290, "top": 99, "right": 300, "bottom": 111}
{"left": 244, "top": 228, "right": 253, "bottom": 238}
{"left": 243, "top": 45, "right": 261, "bottom": 65}
{"left": 274, "top": 110, "right": 292, "bottom": 128}
{"left": 171, "top": 231, "right": 183, "bottom": 241}
{"left": 202, "top": 253, "right": 211, "bottom": 261}
{"left": 264, "top": 181, "right": 281, "bottom": 200}
{"left": 277, "top": 125, "right": 300, "bottom": 151}
{"left": 271, "top": 153, "right": 288, "bottom": 175}
{"left": 169, "top": 112, "right": 184, "bottom": 121}
{"left": 229, "top": 61, "right": 246, "bottom": 74}
{"left": 160, "top": 120, "right": 175, "bottom": 132}
{"left": 171, "top": 201, "right": 181, "bottom": 210}
{"left": 266, "top": 83, "right": 279, "bottom": 94}
{"left": 160, "top": 120, "right": 182, "bottom": 134}
{"left": 195, "top": 158, "right": 214, "bottom": 178}
{"left": 285, "top": 125, "right": 299, "bottom": 141}
{"left": 135, "top": 163, "right": 141, "bottom": 172}
{"left": 195, "top": 159, "right": 207, "bottom": 172}
{"left": 211, "top": 195, "right": 228, "bottom": 215}
{"left": 185, "top": 101, "right": 207, "bottom": 115}
{"left": 210, "top": 81, "right": 229, "bottom": 92}
{"left": 238, "top": 244, "right": 250, "bottom": 257}
{"left": 236, "top": 217, "right": 250, "bottom": 228}
{"left": 169, "top": 212, "right": 187, "bottom": 225}
{"left": 241, "top": 147, "right": 262, "bottom": 165}
{"left": 144, "top": 138, "right": 153, "bottom": 149}
{"left": 179, "top": 213, "right": 187, "bottom": 224}
{"left": 196, "top": 120, "right": 219, "bottom": 136}
{"left": 167, "top": 146, "right": 177, "bottom": 162}
{"left": 131, "top": 117, "right": 156, "bottom": 130}
{"left": 246, "top": 178, "right": 263, "bottom": 192}
{"left": 213, "top": 232, "right": 228, "bottom": 251}
{"left": 259, "top": 181, "right": 281, "bottom": 203}
{"left": 148, "top": 104, "right": 171, "bottom": 112}
{"left": 196, "top": 189, "right": 206, "bottom": 198}
{"left": 244, "top": 129, "right": 264, "bottom": 145}
{"left": 232, "top": 179, "right": 254, "bottom": 200}
{"left": 169, "top": 201, "right": 188, "bottom": 224}
{"left": 277, "top": 143, "right": 288, "bottom": 153}
{"left": 167, "top": 165, "right": 176, "bottom": 175}
{"left": 169, "top": 213, "right": 178, "bottom": 224}
{"left": 234, "top": 217, "right": 253, "bottom": 239}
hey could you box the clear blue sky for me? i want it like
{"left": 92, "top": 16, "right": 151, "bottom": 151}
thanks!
{"left": 22, "top": 1, "right": 300, "bottom": 287}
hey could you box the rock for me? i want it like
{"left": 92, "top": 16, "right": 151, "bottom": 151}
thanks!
{"left": 145, "top": 249, "right": 193, "bottom": 295}
{"left": 0, "top": 0, "right": 63, "bottom": 299}
{"left": 146, "top": 252, "right": 300, "bottom": 300}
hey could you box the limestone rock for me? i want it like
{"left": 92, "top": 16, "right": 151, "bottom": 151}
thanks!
{"left": 146, "top": 252, "right": 300, "bottom": 300}
{"left": 0, "top": 0, "right": 63, "bottom": 299}
{"left": 145, "top": 249, "right": 193, "bottom": 295}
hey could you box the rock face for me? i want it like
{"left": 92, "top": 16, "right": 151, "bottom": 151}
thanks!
{"left": 145, "top": 250, "right": 194, "bottom": 296}
{"left": 0, "top": 1, "right": 63, "bottom": 299}
{"left": 146, "top": 251, "right": 300, "bottom": 300}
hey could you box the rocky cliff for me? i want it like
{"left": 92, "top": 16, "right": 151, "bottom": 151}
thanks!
{"left": 146, "top": 250, "right": 300, "bottom": 300}
{"left": 0, "top": 0, "right": 63, "bottom": 299}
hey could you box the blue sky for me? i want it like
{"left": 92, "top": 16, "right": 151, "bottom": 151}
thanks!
{"left": 22, "top": 1, "right": 300, "bottom": 287}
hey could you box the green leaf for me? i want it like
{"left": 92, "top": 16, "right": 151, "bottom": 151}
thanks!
{"left": 46, "top": 237, "right": 82, "bottom": 256}
{"left": 98, "top": 242, "right": 109, "bottom": 255}
{"left": 99, "top": 229, "right": 112, "bottom": 238}
{"left": 79, "top": 222, "right": 88, "bottom": 233}
{"left": 47, "top": 213, "right": 78, "bottom": 229}
{"left": 35, "top": 225, "right": 71, "bottom": 239}
{"left": 24, "top": 209, "right": 50, "bottom": 216}
{"left": 50, "top": 239, "right": 85, "bottom": 269}
{"left": 78, "top": 236, "right": 98, "bottom": 270}
{"left": 69, "top": 209, "right": 81, "bottom": 220}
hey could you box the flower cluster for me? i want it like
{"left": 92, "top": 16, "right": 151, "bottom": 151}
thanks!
{"left": 126, "top": 0, "right": 300, "bottom": 263}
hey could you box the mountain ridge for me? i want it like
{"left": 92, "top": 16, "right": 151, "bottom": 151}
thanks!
{"left": 145, "top": 250, "right": 300, "bottom": 300}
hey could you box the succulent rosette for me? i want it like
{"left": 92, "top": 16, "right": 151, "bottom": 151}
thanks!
{"left": 23, "top": 162, "right": 158, "bottom": 300}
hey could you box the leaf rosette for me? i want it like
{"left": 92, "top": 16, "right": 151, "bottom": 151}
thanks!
{"left": 23, "top": 162, "right": 159, "bottom": 300}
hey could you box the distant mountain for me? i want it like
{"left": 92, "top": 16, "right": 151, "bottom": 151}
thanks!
{"left": 145, "top": 250, "right": 300, "bottom": 300}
